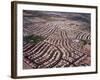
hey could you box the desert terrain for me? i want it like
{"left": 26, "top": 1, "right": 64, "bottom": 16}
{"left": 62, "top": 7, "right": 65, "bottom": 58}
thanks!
{"left": 23, "top": 10, "right": 91, "bottom": 69}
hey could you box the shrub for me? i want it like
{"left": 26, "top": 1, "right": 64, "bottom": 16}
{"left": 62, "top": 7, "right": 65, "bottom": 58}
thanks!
{"left": 23, "top": 35, "right": 45, "bottom": 44}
